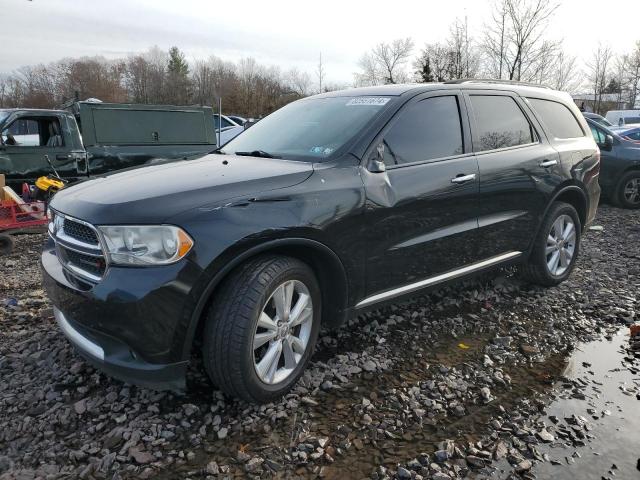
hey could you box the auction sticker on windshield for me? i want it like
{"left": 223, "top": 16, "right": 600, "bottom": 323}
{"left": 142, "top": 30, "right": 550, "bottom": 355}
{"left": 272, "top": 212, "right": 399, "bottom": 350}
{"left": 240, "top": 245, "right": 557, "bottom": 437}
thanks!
{"left": 346, "top": 97, "right": 390, "bottom": 106}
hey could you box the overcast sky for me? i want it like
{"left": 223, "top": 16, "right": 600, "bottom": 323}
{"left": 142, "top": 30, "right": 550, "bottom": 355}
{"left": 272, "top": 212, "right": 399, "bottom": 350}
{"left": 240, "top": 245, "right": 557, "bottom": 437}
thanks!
{"left": 2, "top": 0, "right": 639, "bottom": 87}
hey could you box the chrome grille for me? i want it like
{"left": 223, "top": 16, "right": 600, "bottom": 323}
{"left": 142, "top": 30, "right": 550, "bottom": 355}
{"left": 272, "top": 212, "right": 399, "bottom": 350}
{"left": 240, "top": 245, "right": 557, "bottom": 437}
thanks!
{"left": 63, "top": 218, "right": 99, "bottom": 245}
{"left": 50, "top": 211, "right": 106, "bottom": 284}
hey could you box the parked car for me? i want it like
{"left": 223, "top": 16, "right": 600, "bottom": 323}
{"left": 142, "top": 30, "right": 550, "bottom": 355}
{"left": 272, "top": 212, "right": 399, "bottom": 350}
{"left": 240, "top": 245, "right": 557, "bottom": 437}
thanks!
{"left": 586, "top": 118, "right": 640, "bottom": 208}
{"left": 582, "top": 111, "right": 613, "bottom": 127}
{"left": 43, "top": 81, "right": 600, "bottom": 403}
{"left": 0, "top": 103, "right": 216, "bottom": 192}
{"left": 605, "top": 109, "right": 640, "bottom": 127}
{"left": 213, "top": 113, "right": 240, "bottom": 130}
{"left": 608, "top": 125, "right": 640, "bottom": 142}
{"left": 213, "top": 114, "right": 244, "bottom": 145}
{"left": 227, "top": 115, "right": 248, "bottom": 126}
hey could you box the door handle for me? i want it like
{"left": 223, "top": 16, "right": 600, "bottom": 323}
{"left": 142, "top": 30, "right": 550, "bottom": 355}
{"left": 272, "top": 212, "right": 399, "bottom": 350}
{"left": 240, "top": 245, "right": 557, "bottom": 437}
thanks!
{"left": 56, "top": 154, "right": 69, "bottom": 161}
{"left": 539, "top": 159, "right": 558, "bottom": 168}
{"left": 451, "top": 173, "right": 476, "bottom": 184}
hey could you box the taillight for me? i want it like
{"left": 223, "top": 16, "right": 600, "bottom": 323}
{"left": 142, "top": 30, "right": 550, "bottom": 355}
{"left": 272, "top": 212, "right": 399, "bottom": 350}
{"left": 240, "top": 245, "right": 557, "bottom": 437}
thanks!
{"left": 584, "top": 151, "right": 600, "bottom": 184}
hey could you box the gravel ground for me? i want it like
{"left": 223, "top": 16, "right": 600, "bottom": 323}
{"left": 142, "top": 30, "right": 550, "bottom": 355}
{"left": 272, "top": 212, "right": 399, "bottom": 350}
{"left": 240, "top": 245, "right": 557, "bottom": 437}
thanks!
{"left": 0, "top": 204, "right": 639, "bottom": 480}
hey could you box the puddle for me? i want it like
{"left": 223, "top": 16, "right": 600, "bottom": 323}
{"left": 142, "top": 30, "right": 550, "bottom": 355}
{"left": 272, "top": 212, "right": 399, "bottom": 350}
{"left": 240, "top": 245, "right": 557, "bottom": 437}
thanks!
{"left": 154, "top": 300, "right": 639, "bottom": 480}
{"left": 532, "top": 330, "right": 640, "bottom": 480}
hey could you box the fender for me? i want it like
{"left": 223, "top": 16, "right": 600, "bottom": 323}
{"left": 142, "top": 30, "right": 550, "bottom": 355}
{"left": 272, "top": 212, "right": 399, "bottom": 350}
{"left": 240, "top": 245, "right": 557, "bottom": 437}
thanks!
{"left": 179, "top": 237, "right": 349, "bottom": 360}
{"left": 525, "top": 184, "right": 588, "bottom": 257}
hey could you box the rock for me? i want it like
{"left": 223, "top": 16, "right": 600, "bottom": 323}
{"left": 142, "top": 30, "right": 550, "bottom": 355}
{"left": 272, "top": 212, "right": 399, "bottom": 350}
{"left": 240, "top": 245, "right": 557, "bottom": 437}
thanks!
{"left": 245, "top": 457, "right": 264, "bottom": 473}
{"left": 515, "top": 459, "right": 532, "bottom": 473}
{"left": 396, "top": 466, "right": 412, "bottom": 479}
{"left": 217, "top": 427, "right": 228, "bottom": 439}
{"left": 0, "top": 456, "right": 13, "bottom": 474}
{"left": 129, "top": 447, "right": 154, "bottom": 464}
{"left": 466, "top": 455, "right": 485, "bottom": 468}
{"left": 237, "top": 451, "right": 251, "bottom": 463}
{"left": 74, "top": 398, "right": 87, "bottom": 415}
{"left": 301, "top": 396, "right": 318, "bottom": 406}
{"left": 432, "top": 473, "right": 451, "bottom": 480}
{"left": 521, "top": 344, "right": 540, "bottom": 356}
{"left": 362, "top": 360, "right": 377, "bottom": 372}
{"left": 537, "top": 429, "right": 555, "bottom": 443}
{"left": 494, "top": 441, "right": 508, "bottom": 460}
{"left": 434, "top": 450, "right": 449, "bottom": 463}
{"left": 205, "top": 461, "right": 220, "bottom": 475}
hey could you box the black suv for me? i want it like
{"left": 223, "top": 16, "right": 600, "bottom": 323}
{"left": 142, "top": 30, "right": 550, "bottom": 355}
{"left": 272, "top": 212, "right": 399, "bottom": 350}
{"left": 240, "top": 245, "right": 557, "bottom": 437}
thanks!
{"left": 42, "top": 81, "right": 600, "bottom": 403}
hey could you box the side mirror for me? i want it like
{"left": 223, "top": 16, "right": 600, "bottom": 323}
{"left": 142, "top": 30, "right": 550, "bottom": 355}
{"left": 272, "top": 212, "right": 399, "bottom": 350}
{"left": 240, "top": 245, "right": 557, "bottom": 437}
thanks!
{"left": 367, "top": 143, "right": 386, "bottom": 173}
{"left": 604, "top": 134, "right": 614, "bottom": 150}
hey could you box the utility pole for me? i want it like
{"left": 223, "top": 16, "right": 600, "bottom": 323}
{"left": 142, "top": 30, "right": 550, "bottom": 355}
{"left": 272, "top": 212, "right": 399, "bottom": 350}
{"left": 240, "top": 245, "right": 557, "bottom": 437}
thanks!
{"left": 316, "top": 53, "right": 325, "bottom": 94}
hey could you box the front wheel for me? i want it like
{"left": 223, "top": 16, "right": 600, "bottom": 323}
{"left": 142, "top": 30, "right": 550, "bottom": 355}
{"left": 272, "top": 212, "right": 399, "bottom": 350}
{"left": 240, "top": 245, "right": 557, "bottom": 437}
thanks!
{"left": 202, "top": 255, "right": 321, "bottom": 403}
{"left": 520, "top": 202, "right": 581, "bottom": 287}
{"left": 616, "top": 171, "right": 640, "bottom": 209}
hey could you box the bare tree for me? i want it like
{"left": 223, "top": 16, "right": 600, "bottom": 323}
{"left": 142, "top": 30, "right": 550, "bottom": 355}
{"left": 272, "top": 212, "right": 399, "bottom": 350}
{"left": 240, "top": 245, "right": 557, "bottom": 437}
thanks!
{"left": 483, "top": 0, "right": 559, "bottom": 81}
{"left": 354, "top": 38, "right": 414, "bottom": 86}
{"left": 547, "top": 51, "right": 581, "bottom": 92}
{"left": 414, "top": 43, "right": 453, "bottom": 82}
{"left": 624, "top": 41, "right": 640, "bottom": 108}
{"left": 286, "top": 68, "right": 311, "bottom": 96}
{"left": 587, "top": 44, "right": 614, "bottom": 114}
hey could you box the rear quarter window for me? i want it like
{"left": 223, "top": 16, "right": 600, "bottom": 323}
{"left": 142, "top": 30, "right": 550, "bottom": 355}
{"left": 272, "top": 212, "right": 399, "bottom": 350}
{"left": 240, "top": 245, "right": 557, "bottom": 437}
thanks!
{"left": 527, "top": 98, "right": 584, "bottom": 139}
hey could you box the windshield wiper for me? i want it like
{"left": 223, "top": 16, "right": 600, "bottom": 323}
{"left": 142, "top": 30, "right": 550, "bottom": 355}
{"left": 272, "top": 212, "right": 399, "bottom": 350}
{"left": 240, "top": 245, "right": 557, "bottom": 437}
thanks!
{"left": 234, "top": 150, "right": 281, "bottom": 159}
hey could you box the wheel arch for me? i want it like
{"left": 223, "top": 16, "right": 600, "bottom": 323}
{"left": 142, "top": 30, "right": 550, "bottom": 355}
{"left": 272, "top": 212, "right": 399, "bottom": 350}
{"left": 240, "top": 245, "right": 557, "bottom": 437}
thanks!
{"left": 547, "top": 185, "right": 588, "bottom": 231}
{"left": 181, "top": 238, "right": 350, "bottom": 360}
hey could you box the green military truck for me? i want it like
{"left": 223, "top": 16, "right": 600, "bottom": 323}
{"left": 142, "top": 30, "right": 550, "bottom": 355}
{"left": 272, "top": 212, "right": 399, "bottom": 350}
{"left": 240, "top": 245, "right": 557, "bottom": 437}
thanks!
{"left": 0, "top": 102, "right": 217, "bottom": 191}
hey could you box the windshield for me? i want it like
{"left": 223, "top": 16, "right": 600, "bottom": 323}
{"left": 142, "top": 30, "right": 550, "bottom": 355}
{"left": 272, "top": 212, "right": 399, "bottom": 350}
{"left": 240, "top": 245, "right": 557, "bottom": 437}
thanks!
{"left": 221, "top": 96, "right": 393, "bottom": 161}
{"left": 595, "top": 117, "right": 613, "bottom": 127}
{"left": 0, "top": 111, "right": 9, "bottom": 126}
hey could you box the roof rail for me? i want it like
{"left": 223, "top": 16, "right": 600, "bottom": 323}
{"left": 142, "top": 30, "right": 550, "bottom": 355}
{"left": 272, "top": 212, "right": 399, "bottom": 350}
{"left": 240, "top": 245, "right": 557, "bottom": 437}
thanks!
{"left": 444, "top": 78, "right": 552, "bottom": 89}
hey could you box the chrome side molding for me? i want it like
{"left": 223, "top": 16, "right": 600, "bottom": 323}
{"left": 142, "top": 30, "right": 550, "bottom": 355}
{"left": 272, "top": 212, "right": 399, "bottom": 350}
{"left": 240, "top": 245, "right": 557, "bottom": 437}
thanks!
{"left": 355, "top": 251, "right": 522, "bottom": 309}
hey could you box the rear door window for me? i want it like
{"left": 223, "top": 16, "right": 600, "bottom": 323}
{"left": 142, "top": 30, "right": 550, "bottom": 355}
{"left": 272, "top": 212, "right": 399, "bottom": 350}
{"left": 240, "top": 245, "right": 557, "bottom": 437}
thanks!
{"left": 468, "top": 95, "right": 535, "bottom": 152}
{"left": 527, "top": 98, "right": 584, "bottom": 139}
{"left": 382, "top": 95, "right": 464, "bottom": 166}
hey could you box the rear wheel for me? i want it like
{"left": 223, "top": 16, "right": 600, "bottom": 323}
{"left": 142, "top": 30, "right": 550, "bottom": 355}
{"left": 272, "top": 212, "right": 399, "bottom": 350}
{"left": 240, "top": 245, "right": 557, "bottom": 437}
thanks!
{"left": 202, "top": 255, "right": 321, "bottom": 403}
{"left": 616, "top": 171, "right": 640, "bottom": 209}
{"left": 520, "top": 202, "right": 581, "bottom": 286}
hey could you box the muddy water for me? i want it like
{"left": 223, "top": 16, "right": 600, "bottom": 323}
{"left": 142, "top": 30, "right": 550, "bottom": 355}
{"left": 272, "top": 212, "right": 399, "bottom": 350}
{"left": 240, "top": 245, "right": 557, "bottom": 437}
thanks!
{"left": 174, "top": 329, "right": 569, "bottom": 479}
{"left": 533, "top": 330, "right": 640, "bottom": 480}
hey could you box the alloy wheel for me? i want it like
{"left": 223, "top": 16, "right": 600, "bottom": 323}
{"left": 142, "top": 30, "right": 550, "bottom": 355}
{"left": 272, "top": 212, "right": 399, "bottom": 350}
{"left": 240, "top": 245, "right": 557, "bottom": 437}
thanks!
{"left": 253, "top": 280, "right": 313, "bottom": 385}
{"left": 545, "top": 214, "right": 576, "bottom": 276}
{"left": 623, "top": 177, "right": 640, "bottom": 205}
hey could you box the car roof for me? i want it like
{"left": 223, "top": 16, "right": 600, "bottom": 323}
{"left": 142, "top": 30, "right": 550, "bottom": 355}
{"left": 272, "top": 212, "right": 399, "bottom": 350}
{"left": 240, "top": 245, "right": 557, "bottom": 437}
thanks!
{"left": 0, "top": 108, "right": 67, "bottom": 115}
{"left": 313, "top": 80, "right": 571, "bottom": 103}
{"left": 611, "top": 125, "right": 640, "bottom": 132}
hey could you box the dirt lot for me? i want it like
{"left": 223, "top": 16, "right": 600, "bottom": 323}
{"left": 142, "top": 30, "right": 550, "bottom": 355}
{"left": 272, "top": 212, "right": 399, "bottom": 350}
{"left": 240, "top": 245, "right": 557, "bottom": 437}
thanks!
{"left": 1, "top": 204, "right": 639, "bottom": 480}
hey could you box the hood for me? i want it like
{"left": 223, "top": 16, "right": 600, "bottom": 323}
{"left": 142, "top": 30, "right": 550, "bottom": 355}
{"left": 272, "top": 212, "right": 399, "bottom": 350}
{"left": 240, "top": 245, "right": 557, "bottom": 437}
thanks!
{"left": 50, "top": 154, "right": 314, "bottom": 224}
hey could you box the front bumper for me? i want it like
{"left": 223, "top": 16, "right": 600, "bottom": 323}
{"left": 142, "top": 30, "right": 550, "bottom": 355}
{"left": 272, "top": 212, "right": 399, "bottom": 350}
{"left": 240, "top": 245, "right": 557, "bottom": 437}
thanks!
{"left": 54, "top": 307, "right": 187, "bottom": 390}
{"left": 42, "top": 236, "right": 203, "bottom": 391}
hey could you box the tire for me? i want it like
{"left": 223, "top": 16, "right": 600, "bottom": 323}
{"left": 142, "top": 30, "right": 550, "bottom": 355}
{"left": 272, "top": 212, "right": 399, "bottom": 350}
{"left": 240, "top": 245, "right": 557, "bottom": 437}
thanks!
{"left": 202, "top": 255, "right": 321, "bottom": 403}
{"left": 0, "top": 234, "right": 14, "bottom": 256}
{"left": 616, "top": 171, "right": 640, "bottom": 209}
{"left": 520, "top": 202, "right": 581, "bottom": 287}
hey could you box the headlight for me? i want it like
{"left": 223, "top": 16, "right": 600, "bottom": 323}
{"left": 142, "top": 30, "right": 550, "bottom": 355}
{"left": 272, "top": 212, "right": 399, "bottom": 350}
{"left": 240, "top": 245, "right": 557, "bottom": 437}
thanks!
{"left": 98, "top": 225, "right": 194, "bottom": 266}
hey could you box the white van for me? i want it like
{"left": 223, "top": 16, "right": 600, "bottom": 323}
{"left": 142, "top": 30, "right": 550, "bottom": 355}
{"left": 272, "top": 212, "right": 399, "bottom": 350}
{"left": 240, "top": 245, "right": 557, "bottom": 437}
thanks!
{"left": 605, "top": 110, "right": 640, "bottom": 126}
